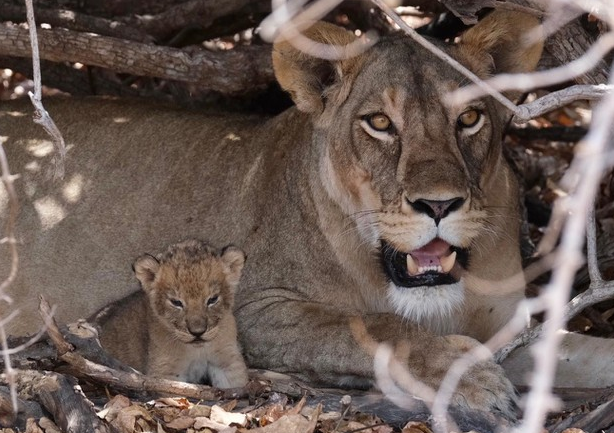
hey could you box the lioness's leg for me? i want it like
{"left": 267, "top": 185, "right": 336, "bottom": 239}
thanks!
{"left": 236, "top": 289, "right": 516, "bottom": 417}
{"left": 503, "top": 331, "right": 614, "bottom": 388}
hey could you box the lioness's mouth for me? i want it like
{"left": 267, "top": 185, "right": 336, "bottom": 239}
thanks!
{"left": 380, "top": 239, "right": 469, "bottom": 288}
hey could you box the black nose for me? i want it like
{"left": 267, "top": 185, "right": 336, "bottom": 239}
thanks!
{"left": 408, "top": 197, "right": 465, "bottom": 225}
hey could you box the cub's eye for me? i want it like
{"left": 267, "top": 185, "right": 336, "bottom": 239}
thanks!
{"left": 457, "top": 109, "right": 482, "bottom": 128}
{"left": 206, "top": 295, "right": 219, "bottom": 307}
{"left": 169, "top": 298, "right": 184, "bottom": 309}
{"left": 364, "top": 113, "right": 393, "bottom": 132}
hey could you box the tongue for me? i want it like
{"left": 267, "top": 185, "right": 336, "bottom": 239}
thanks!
{"left": 410, "top": 239, "right": 451, "bottom": 267}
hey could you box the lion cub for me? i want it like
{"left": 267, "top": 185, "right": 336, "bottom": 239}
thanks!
{"left": 92, "top": 239, "right": 248, "bottom": 388}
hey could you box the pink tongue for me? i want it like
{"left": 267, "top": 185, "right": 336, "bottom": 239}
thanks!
{"left": 409, "top": 239, "right": 451, "bottom": 267}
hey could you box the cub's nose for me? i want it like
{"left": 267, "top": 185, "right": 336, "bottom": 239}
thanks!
{"left": 188, "top": 325, "right": 207, "bottom": 339}
{"left": 408, "top": 197, "right": 465, "bottom": 225}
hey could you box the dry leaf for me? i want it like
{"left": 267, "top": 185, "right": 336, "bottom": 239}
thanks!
{"left": 188, "top": 404, "right": 212, "bottom": 418}
{"left": 261, "top": 404, "right": 286, "bottom": 426}
{"left": 113, "top": 411, "right": 136, "bottom": 433}
{"left": 38, "top": 417, "right": 61, "bottom": 433}
{"left": 155, "top": 397, "right": 191, "bottom": 410}
{"left": 165, "top": 416, "right": 195, "bottom": 430}
{"left": 286, "top": 396, "right": 307, "bottom": 415}
{"left": 98, "top": 394, "right": 131, "bottom": 421}
{"left": 222, "top": 400, "right": 238, "bottom": 412}
{"left": 25, "top": 419, "right": 43, "bottom": 433}
{"left": 247, "top": 414, "right": 313, "bottom": 433}
{"left": 401, "top": 421, "right": 433, "bottom": 433}
{"left": 373, "top": 425, "right": 394, "bottom": 433}
{"left": 194, "top": 417, "right": 233, "bottom": 431}
{"left": 342, "top": 421, "right": 369, "bottom": 432}
{"left": 561, "top": 429, "right": 586, "bottom": 433}
{"left": 312, "top": 411, "right": 341, "bottom": 422}
{"left": 211, "top": 404, "right": 248, "bottom": 427}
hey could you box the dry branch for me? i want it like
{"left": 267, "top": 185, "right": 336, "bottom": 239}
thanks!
{"left": 0, "top": 6, "right": 152, "bottom": 43}
{"left": 14, "top": 370, "right": 116, "bottom": 433}
{"left": 6, "top": 0, "right": 189, "bottom": 18}
{"left": 0, "top": 24, "right": 274, "bottom": 94}
{"left": 130, "top": 0, "right": 260, "bottom": 41}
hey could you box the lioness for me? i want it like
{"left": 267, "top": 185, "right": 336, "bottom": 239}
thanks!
{"left": 91, "top": 239, "right": 248, "bottom": 388}
{"left": 1, "top": 11, "right": 609, "bottom": 416}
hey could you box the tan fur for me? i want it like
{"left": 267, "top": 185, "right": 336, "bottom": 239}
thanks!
{"left": 91, "top": 240, "right": 248, "bottom": 388}
{"left": 0, "top": 12, "right": 557, "bottom": 415}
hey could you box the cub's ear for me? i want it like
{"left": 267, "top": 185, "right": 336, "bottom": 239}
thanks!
{"left": 273, "top": 22, "right": 363, "bottom": 113}
{"left": 220, "top": 245, "right": 246, "bottom": 289}
{"left": 133, "top": 254, "right": 160, "bottom": 289}
{"left": 458, "top": 10, "right": 543, "bottom": 75}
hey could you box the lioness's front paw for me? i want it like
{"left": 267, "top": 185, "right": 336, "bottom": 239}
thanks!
{"left": 412, "top": 335, "right": 517, "bottom": 419}
{"left": 452, "top": 357, "right": 517, "bottom": 419}
{"left": 439, "top": 335, "right": 517, "bottom": 419}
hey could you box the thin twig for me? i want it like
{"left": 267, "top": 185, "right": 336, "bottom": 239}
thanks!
{"left": 0, "top": 146, "right": 19, "bottom": 303}
{"left": 586, "top": 205, "right": 603, "bottom": 283}
{"left": 451, "top": 32, "right": 614, "bottom": 110}
{"left": 24, "top": 0, "right": 67, "bottom": 180}
{"left": 0, "top": 142, "right": 20, "bottom": 416}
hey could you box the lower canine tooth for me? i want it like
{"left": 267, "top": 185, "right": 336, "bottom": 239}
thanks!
{"left": 440, "top": 251, "right": 457, "bottom": 273}
{"left": 406, "top": 254, "right": 419, "bottom": 276}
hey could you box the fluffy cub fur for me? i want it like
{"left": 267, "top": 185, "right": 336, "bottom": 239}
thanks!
{"left": 92, "top": 239, "right": 248, "bottom": 388}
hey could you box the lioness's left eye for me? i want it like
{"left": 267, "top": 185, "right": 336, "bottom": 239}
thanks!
{"left": 365, "top": 113, "right": 393, "bottom": 132}
{"left": 207, "top": 295, "right": 219, "bottom": 306}
{"left": 457, "top": 109, "right": 482, "bottom": 128}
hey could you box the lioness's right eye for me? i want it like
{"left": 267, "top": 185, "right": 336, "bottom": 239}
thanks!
{"left": 364, "top": 113, "right": 393, "bottom": 132}
{"left": 169, "top": 298, "right": 184, "bottom": 309}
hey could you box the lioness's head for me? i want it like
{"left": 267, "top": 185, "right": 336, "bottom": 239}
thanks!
{"left": 273, "top": 12, "right": 542, "bottom": 322}
{"left": 133, "top": 239, "right": 246, "bottom": 343}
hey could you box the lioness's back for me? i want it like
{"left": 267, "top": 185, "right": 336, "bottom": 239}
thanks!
{"left": 0, "top": 97, "right": 300, "bottom": 334}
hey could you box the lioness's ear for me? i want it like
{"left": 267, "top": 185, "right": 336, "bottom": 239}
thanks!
{"left": 220, "top": 245, "right": 246, "bottom": 289}
{"left": 273, "top": 22, "right": 361, "bottom": 113}
{"left": 458, "top": 10, "right": 543, "bottom": 75}
{"left": 133, "top": 254, "right": 160, "bottom": 289}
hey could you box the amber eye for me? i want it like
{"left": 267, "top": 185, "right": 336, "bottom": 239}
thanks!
{"left": 365, "top": 113, "right": 393, "bottom": 132}
{"left": 457, "top": 109, "right": 482, "bottom": 128}
{"left": 207, "top": 295, "right": 219, "bottom": 307}
{"left": 169, "top": 298, "right": 184, "bottom": 309}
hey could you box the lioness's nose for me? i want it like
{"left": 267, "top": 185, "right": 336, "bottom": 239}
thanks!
{"left": 408, "top": 197, "right": 465, "bottom": 225}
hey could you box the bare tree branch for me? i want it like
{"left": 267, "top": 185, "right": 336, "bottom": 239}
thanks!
{"left": 513, "top": 84, "right": 614, "bottom": 123}
{"left": 0, "top": 5, "right": 153, "bottom": 42}
{"left": 0, "top": 24, "right": 274, "bottom": 94}
{"left": 130, "top": 0, "right": 260, "bottom": 41}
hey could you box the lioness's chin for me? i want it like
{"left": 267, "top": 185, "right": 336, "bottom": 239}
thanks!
{"left": 386, "top": 282, "right": 464, "bottom": 324}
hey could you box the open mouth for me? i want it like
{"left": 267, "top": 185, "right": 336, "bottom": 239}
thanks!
{"left": 380, "top": 238, "right": 469, "bottom": 288}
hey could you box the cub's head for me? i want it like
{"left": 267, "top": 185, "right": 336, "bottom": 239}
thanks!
{"left": 133, "top": 239, "right": 246, "bottom": 344}
{"left": 273, "top": 12, "right": 542, "bottom": 323}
